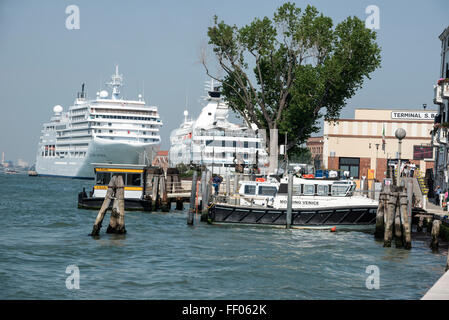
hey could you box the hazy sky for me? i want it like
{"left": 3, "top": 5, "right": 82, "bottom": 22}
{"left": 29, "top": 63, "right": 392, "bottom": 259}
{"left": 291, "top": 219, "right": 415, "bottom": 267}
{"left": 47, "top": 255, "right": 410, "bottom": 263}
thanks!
{"left": 0, "top": 0, "right": 448, "bottom": 164}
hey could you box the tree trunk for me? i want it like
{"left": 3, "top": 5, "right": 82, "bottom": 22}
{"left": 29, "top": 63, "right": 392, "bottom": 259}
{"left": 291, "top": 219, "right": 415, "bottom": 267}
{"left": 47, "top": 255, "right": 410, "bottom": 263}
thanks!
{"left": 268, "top": 128, "right": 279, "bottom": 175}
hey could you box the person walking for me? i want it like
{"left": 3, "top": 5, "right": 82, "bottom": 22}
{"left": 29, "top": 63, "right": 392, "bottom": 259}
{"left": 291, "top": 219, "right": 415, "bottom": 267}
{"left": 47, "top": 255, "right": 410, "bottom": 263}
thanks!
{"left": 212, "top": 175, "right": 223, "bottom": 195}
{"left": 435, "top": 185, "right": 442, "bottom": 206}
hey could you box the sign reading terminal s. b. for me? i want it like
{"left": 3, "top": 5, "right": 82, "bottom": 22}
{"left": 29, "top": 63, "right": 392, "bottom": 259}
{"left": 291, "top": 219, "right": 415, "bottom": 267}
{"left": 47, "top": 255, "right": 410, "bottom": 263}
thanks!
{"left": 391, "top": 112, "right": 437, "bottom": 120}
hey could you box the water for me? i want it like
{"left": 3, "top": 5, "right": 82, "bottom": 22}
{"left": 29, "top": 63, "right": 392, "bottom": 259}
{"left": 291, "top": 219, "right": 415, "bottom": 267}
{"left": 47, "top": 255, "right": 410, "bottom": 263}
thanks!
{"left": 0, "top": 174, "right": 446, "bottom": 300}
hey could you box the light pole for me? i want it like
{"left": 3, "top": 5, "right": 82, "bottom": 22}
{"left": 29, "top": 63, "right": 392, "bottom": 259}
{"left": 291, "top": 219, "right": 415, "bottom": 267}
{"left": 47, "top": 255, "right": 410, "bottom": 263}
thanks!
{"left": 395, "top": 128, "right": 407, "bottom": 187}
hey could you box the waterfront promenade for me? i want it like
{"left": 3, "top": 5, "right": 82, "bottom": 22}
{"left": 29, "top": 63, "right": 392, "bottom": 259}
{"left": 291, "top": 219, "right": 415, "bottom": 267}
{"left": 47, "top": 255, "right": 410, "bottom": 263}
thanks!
{"left": 422, "top": 271, "right": 449, "bottom": 300}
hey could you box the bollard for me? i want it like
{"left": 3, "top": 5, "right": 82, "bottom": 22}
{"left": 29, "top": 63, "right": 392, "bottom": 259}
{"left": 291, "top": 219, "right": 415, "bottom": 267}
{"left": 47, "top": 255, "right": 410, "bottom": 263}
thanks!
{"left": 400, "top": 193, "right": 411, "bottom": 249}
{"left": 384, "top": 192, "right": 398, "bottom": 247}
{"left": 374, "top": 192, "right": 386, "bottom": 239}
{"left": 430, "top": 219, "right": 441, "bottom": 251}
{"left": 187, "top": 171, "right": 198, "bottom": 225}
{"left": 286, "top": 172, "right": 293, "bottom": 229}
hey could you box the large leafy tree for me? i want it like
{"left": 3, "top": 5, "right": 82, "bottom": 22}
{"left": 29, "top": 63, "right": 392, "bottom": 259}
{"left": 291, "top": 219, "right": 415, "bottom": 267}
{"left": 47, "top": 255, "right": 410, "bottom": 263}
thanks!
{"left": 202, "top": 2, "right": 381, "bottom": 170}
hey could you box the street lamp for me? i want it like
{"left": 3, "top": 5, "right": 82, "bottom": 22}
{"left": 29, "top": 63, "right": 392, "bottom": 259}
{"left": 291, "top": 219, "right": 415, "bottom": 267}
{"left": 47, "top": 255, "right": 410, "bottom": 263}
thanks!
{"left": 395, "top": 128, "right": 407, "bottom": 186}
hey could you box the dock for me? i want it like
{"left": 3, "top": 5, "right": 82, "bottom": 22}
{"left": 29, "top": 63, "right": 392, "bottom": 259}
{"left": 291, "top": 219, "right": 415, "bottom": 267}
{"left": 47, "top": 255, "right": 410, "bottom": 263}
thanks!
{"left": 422, "top": 271, "right": 449, "bottom": 300}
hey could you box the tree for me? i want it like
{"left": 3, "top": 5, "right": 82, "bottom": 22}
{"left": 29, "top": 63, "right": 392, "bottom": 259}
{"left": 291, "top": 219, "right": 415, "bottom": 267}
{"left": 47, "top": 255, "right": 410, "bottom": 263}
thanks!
{"left": 202, "top": 2, "right": 381, "bottom": 173}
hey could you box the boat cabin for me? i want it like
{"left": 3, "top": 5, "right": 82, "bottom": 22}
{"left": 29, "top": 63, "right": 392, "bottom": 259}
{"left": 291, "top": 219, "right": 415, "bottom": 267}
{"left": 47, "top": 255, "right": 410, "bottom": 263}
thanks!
{"left": 91, "top": 163, "right": 146, "bottom": 199}
{"left": 278, "top": 177, "right": 356, "bottom": 197}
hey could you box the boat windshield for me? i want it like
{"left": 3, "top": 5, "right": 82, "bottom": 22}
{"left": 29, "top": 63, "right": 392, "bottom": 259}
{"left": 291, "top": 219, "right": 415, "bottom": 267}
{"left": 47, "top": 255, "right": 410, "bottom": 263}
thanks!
{"left": 331, "top": 184, "right": 351, "bottom": 196}
{"left": 258, "top": 186, "right": 277, "bottom": 196}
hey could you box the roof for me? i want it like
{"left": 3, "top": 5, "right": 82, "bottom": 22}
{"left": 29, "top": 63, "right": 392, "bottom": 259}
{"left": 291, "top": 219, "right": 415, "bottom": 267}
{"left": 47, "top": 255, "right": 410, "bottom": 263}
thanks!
{"left": 156, "top": 150, "right": 169, "bottom": 156}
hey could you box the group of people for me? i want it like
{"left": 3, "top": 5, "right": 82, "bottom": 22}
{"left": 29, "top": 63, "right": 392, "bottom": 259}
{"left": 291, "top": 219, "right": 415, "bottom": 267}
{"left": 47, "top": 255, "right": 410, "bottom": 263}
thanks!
{"left": 434, "top": 185, "right": 449, "bottom": 206}
{"left": 393, "top": 161, "right": 417, "bottom": 178}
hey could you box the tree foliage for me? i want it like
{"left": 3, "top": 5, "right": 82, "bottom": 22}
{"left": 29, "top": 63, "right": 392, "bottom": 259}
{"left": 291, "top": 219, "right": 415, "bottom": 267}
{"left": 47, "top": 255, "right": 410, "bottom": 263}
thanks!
{"left": 203, "top": 2, "right": 381, "bottom": 150}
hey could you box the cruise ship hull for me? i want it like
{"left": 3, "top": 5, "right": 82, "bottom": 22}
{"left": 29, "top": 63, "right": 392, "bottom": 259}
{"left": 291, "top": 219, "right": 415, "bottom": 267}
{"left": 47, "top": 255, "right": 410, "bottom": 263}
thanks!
{"left": 36, "top": 137, "right": 158, "bottom": 179}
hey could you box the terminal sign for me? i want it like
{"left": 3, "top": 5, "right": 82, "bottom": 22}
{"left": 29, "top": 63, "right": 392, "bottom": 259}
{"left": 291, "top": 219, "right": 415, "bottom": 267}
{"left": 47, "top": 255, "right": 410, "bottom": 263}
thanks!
{"left": 391, "top": 112, "right": 437, "bottom": 120}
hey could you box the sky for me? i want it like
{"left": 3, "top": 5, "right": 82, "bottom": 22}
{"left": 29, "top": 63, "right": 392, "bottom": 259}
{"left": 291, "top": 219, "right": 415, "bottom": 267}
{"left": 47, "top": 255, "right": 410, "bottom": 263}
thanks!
{"left": 0, "top": 0, "right": 448, "bottom": 164}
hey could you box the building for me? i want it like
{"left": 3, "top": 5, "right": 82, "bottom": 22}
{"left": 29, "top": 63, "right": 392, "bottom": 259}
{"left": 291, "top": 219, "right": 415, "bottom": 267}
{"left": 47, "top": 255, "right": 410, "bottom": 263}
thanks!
{"left": 323, "top": 108, "right": 436, "bottom": 181}
{"left": 17, "top": 159, "right": 29, "bottom": 168}
{"left": 433, "top": 26, "right": 449, "bottom": 190}
{"left": 152, "top": 150, "right": 169, "bottom": 172}
{"left": 306, "top": 136, "right": 324, "bottom": 169}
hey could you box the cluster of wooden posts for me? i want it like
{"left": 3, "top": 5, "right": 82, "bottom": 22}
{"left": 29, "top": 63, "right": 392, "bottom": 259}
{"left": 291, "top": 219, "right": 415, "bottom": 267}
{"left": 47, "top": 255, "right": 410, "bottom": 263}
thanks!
{"left": 89, "top": 175, "right": 126, "bottom": 236}
{"left": 375, "top": 185, "right": 412, "bottom": 248}
{"left": 187, "top": 170, "right": 248, "bottom": 225}
{"left": 144, "top": 167, "right": 185, "bottom": 212}
{"left": 375, "top": 183, "right": 449, "bottom": 268}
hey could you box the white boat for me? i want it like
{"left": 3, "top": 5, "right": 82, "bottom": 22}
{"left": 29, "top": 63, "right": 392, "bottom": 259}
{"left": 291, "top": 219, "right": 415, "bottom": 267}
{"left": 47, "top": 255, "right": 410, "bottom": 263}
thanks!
{"left": 35, "top": 66, "right": 162, "bottom": 179}
{"left": 169, "top": 79, "right": 268, "bottom": 175}
{"left": 208, "top": 176, "right": 378, "bottom": 227}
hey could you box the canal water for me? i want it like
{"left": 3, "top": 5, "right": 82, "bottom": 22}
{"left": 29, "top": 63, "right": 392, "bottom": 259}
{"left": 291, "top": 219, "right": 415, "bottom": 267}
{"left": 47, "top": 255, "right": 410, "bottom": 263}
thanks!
{"left": 0, "top": 174, "right": 446, "bottom": 299}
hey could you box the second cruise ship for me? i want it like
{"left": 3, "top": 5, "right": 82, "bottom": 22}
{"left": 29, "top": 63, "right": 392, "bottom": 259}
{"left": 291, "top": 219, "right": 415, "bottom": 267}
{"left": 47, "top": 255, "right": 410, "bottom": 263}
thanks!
{"left": 169, "top": 80, "right": 268, "bottom": 174}
{"left": 35, "top": 66, "right": 163, "bottom": 179}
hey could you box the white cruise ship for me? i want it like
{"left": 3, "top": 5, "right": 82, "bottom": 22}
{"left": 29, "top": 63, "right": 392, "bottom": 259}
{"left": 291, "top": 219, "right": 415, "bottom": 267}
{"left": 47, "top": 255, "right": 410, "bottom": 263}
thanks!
{"left": 169, "top": 80, "right": 268, "bottom": 174}
{"left": 35, "top": 66, "right": 162, "bottom": 179}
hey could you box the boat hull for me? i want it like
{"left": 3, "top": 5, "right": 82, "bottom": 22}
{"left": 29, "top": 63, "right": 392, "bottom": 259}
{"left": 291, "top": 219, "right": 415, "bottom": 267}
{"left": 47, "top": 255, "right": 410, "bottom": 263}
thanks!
{"left": 77, "top": 193, "right": 153, "bottom": 211}
{"left": 208, "top": 203, "right": 377, "bottom": 227}
{"left": 36, "top": 137, "right": 158, "bottom": 179}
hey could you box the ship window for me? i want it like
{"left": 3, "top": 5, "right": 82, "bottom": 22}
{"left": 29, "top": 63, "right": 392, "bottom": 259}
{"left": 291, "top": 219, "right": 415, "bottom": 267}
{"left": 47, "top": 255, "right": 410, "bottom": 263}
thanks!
{"left": 258, "top": 186, "right": 277, "bottom": 196}
{"left": 126, "top": 173, "right": 141, "bottom": 186}
{"left": 317, "top": 185, "right": 328, "bottom": 196}
{"left": 96, "top": 172, "right": 111, "bottom": 185}
{"left": 244, "top": 185, "right": 256, "bottom": 195}
{"left": 331, "top": 185, "right": 349, "bottom": 196}
{"left": 244, "top": 141, "right": 248, "bottom": 148}
{"left": 303, "top": 184, "right": 314, "bottom": 195}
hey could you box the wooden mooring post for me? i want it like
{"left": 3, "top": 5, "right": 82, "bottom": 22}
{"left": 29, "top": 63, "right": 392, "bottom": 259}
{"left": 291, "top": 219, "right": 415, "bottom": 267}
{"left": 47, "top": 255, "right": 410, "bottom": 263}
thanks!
{"left": 89, "top": 174, "right": 126, "bottom": 236}
{"left": 399, "top": 193, "right": 411, "bottom": 249}
{"left": 384, "top": 191, "right": 397, "bottom": 247}
{"left": 430, "top": 219, "right": 441, "bottom": 251}
{"left": 378, "top": 184, "right": 411, "bottom": 249}
{"left": 201, "top": 171, "right": 208, "bottom": 221}
{"left": 286, "top": 172, "right": 293, "bottom": 229}
{"left": 187, "top": 170, "right": 198, "bottom": 225}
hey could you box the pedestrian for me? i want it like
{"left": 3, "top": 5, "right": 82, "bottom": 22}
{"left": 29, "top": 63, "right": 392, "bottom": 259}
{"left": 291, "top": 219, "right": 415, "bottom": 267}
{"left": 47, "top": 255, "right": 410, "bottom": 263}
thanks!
{"left": 410, "top": 163, "right": 416, "bottom": 177}
{"left": 212, "top": 175, "right": 223, "bottom": 195}
{"left": 435, "top": 185, "right": 442, "bottom": 205}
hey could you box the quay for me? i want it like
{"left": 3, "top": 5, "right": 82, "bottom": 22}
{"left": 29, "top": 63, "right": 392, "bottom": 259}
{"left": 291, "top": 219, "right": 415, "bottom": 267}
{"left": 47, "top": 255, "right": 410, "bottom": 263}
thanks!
{"left": 422, "top": 271, "right": 449, "bottom": 300}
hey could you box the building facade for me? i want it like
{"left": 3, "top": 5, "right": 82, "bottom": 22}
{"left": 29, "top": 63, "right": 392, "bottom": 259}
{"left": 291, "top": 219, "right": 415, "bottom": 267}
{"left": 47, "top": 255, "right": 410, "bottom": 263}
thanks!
{"left": 433, "top": 26, "right": 449, "bottom": 190}
{"left": 323, "top": 108, "right": 436, "bottom": 181}
{"left": 306, "top": 136, "right": 324, "bottom": 169}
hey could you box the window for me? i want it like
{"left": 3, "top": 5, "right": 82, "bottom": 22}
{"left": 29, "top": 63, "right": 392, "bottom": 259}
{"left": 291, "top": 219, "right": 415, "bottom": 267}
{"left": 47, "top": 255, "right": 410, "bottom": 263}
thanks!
{"left": 339, "top": 157, "right": 360, "bottom": 179}
{"left": 244, "top": 141, "right": 248, "bottom": 148}
{"left": 126, "top": 173, "right": 141, "bottom": 186}
{"left": 317, "top": 185, "right": 328, "bottom": 196}
{"left": 258, "top": 186, "right": 277, "bottom": 196}
{"left": 96, "top": 172, "right": 111, "bottom": 185}
{"left": 331, "top": 185, "right": 349, "bottom": 196}
{"left": 303, "top": 184, "right": 315, "bottom": 195}
{"left": 244, "top": 185, "right": 256, "bottom": 195}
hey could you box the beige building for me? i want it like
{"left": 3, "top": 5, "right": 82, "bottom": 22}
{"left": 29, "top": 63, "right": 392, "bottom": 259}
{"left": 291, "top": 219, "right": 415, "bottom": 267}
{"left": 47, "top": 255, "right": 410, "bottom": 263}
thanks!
{"left": 323, "top": 108, "right": 436, "bottom": 181}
